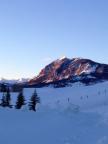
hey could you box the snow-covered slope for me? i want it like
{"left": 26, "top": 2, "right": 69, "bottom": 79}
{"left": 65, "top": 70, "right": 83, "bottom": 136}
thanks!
{"left": 24, "top": 81, "right": 108, "bottom": 111}
{"left": 1, "top": 108, "right": 108, "bottom": 144}
{"left": 0, "top": 81, "right": 108, "bottom": 111}
{"left": 0, "top": 81, "right": 108, "bottom": 144}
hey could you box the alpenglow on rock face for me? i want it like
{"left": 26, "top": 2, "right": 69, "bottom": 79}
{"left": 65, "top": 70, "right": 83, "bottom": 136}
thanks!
{"left": 29, "top": 57, "right": 108, "bottom": 86}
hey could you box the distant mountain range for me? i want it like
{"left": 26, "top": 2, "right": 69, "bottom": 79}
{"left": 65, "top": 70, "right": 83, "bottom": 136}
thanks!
{"left": 29, "top": 57, "right": 108, "bottom": 87}
{"left": 1, "top": 57, "right": 108, "bottom": 87}
{"left": 0, "top": 78, "right": 29, "bottom": 85}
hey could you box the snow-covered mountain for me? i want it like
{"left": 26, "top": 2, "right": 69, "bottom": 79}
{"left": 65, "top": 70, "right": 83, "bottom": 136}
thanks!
{"left": 1, "top": 57, "right": 108, "bottom": 87}
{"left": 29, "top": 57, "right": 108, "bottom": 86}
{"left": 0, "top": 78, "right": 29, "bottom": 84}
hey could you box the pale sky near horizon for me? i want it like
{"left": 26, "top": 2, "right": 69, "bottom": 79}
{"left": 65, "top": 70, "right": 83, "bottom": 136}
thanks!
{"left": 0, "top": 0, "right": 108, "bottom": 79}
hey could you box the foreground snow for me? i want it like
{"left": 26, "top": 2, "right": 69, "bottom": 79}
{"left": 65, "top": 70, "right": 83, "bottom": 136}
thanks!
{"left": 1, "top": 108, "right": 108, "bottom": 144}
{"left": 0, "top": 81, "right": 108, "bottom": 144}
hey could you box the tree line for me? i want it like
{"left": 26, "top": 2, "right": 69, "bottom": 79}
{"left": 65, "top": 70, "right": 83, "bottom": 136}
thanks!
{"left": 0, "top": 88, "right": 40, "bottom": 112}
{"left": 0, "top": 83, "right": 23, "bottom": 92}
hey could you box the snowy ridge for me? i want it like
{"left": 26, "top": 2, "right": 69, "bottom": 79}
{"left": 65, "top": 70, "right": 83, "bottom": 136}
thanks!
{"left": 0, "top": 78, "right": 29, "bottom": 84}
{"left": 78, "top": 64, "right": 98, "bottom": 75}
{"left": 59, "top": 56, "right": 67, "bottom": 60}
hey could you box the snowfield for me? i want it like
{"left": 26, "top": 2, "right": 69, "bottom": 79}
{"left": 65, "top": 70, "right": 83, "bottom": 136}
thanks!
{"left": 0, "top": 81, "right": 108, "bottom": 144}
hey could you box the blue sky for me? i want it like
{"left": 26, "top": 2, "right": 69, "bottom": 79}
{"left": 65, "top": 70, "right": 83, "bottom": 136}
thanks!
{"left": 0, "top": 0, "right": 108, "bottom": 79}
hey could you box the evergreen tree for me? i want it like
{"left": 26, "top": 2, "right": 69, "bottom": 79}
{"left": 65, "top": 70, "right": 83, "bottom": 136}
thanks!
{"left": 1, "top": 93, "right": 6, "bottom": 107}
{"left": 15, "top": 91, "right": 25, "bottom": 109}
{"left": 1, "top": 84, "right": 7, "bottom": 92}
{"left": 0, "top": 88, "right": 12, "bottom": 108}
{"left": 29, "top": 89, "right": 40, "bottom": 111}
{"left": 5, "top": 87, "right": 12, "bottom": 108}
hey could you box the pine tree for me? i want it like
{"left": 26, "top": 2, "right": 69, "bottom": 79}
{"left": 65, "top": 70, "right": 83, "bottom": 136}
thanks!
{"left": 1, "top": 84, "right": 7, "bottom": 92}
{"left": 29, "top": 89, "right": 40, "bottom": 111}
{"left": 0, "top": 88, "right": 12, "bottom": 108}
{"left": 15, "top": 91, "right": 25, "bottom": 109}
{"left": 1, "top": 93, "right": 6, "bottom": 107}
{"left": 5, "top": 87, "right": 12, "bottom": 108}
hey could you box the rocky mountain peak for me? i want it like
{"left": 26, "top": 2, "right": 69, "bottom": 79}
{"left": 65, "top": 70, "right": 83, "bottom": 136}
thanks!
{"left": 29, "top": 57, "right": 108, "bottom": 86}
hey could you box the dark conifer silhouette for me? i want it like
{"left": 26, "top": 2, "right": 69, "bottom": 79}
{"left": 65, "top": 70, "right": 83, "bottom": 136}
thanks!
{"left": 1, "top": 93, "right": 6, "bottom": 107}
{"left": 1, "top": 84, "right": 7, "bottom": 92}
{"left": 15, "top": 91, "right": 25, "bottom": 109}
{"left": 5, "top": 87, "right": 12, "bottom": 108}
{"left": 29, "top": 89, "right": 40, "bottom": 111}
{"left": 0, "top": 88, "right": 12, "bottom": 108}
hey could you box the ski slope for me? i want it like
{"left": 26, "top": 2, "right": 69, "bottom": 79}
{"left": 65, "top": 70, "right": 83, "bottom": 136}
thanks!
{"left": 24, "top": 81, "right": 108, "bottom": 112}
{"left": 0, "top": 81, "right": 108, "bottom": 144}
